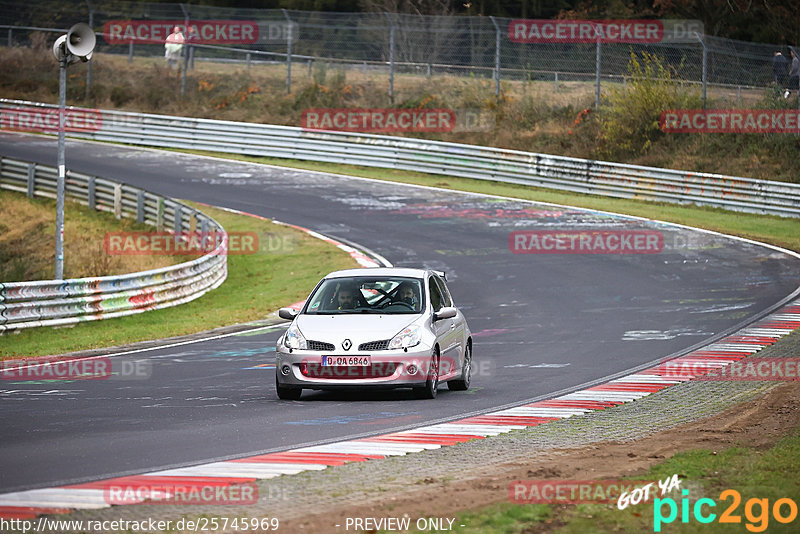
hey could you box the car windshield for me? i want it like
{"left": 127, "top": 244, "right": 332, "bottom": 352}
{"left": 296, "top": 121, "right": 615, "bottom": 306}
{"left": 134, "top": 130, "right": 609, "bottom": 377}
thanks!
{"left": 304, "top": 276, "right": 424, "bottom": 314}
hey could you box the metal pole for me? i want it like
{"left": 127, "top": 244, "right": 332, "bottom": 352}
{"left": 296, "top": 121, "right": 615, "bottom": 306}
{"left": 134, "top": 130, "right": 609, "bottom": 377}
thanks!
{"left": 128, "top": 41, "right": 133, "bottom": 63}
{"left": 180, "top": 4, "right": 189, "bottom": 96}
{"left": 792, "top": 46, "right": 800, "bottom": 135}
{"left": 7, "top": 28, "right": 11, "bottom": 47}
{"left": 55, "top": 58, "right": 67, "bottom": 280}
{"left": 181, "top": 44, "right": 188, "bottom": 95}
{"left": 595, "top": 36, "right": 601, "bottom": 108}
{"left": 180, "top": 4, "right": 189, "bottom": 39}
{"left": 186, "top": 5, "right": 195, "bottom": 72}
{"left": 695, "top": 33, "right": 707, "bottom": 109}
{"left": 490, "top": 16, "right": 500, "bottom": 97}
{"left": 85, "top": 0, "right": 93, "bottom": 99}
{"left": 384, "top": 12, "right": 395, "bottom": 103}
{"left": 702, "top": 41, "right": 707, "bottom": 108}
{"left": 27, "top": 163, "right": 35, "bottom": 198}
{"left": 283, "top": 9, "right": 293, "bottom": 94}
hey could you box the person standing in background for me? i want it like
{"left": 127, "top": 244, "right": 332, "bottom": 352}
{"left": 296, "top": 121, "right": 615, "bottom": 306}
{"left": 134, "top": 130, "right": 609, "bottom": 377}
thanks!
{"left": 786, "top": 49, "right": 799, "bottom": 98}
{"left": 164, "top": 26, "right": 184, "bottom": 70}
{"left": 773, "top": 51, "right": 788, "bottom": 89}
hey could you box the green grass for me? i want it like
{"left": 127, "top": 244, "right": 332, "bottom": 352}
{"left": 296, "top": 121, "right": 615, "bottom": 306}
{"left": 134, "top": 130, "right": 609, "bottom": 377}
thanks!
{"left": 0, "top": 202, "right": 358, "bottom": 358}
{"left": 176, "top": 150, "right": 800, "bottom": 254}
{"left": 421, "top": 428, "right": 800, "bottom": 533}
{"left": 441, "top": 502, "right": 554, "bottom": 533}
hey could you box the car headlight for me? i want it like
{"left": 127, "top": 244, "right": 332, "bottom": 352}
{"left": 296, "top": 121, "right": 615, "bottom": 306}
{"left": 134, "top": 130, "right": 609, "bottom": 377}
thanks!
{"left": 284, "top": 322, "right": 307, "bottom": 350}
{"left": 389, "top": 325, "right": 421, "bottom": 350}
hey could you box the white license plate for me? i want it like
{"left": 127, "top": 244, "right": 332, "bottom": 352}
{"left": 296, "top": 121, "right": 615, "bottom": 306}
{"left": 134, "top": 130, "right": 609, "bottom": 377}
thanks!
{"left": 322, "top": 355, "right": 371, "bottom": 366}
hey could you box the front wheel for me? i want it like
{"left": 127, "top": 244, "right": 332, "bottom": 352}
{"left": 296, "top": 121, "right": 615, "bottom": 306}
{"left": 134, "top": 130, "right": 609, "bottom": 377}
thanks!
{"left": 413, "top": 351, "right": 439, "bottom": 399}
{"left": 448, "top": 343, "right": 471, "bottom": 391}
{"left": 276, "top": 374, "right": 302, "bottom": 400}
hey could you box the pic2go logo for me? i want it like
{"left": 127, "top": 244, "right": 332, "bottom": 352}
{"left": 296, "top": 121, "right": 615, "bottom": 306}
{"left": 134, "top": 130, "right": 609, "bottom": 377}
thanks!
{"left": 653, "top": 489, "right": 798, "bottom": 532}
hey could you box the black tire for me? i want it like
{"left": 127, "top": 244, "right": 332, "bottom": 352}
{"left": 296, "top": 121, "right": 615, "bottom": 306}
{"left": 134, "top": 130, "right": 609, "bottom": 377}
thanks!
{"left": 276, "top": 374, "right": 302, "bottom": 400}
{"left": 413, "top": 351, "right": 439, "bottom": 399}
{"left": 448, "top": 343, "right": 472, "bottom": 391}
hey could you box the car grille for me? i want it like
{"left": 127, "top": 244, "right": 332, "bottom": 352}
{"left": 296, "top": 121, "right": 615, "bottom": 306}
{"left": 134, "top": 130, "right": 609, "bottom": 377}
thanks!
{"left": 300, "top": 363, "right": 398, "bottom": 379}
{"left": 307, "top": 340, "right": 335, "bottom": 351}
{"left": 358, "top": 340, "right": 390, "bottom": 351}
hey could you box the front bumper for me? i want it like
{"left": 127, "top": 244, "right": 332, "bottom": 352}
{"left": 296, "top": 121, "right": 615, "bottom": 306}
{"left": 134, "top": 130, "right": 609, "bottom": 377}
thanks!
{"left": 275, "top": 345, "right": 434, "bottom": 390}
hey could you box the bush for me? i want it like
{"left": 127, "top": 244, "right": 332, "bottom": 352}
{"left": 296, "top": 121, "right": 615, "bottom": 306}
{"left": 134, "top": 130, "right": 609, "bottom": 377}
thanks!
{"left": 597, "top": 51, "right": 702, "bottom": 159}
{"left": 292, "top": 69, "right": 352, "bottom": 110}
{"left": 398, "top": 93, "right": 442, "bottom": 109}
{"left": 312, "top": 61, "right": 328, "bottom": 85}
{"left": 110, "top": 85, "right": 133, "bottom": 106}
{"left": 515, "top": 95, "right": 572, "bottom": 130}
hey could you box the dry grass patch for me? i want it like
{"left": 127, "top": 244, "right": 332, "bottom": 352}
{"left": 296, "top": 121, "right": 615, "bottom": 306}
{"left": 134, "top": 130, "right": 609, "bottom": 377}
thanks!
{"left": 0, "top": 190, "right": 180, "bottom": 282}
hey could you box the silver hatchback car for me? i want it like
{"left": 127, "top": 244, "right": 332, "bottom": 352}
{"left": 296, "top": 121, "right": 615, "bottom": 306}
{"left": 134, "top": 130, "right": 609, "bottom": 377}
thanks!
{"left": 275, "top": 268, "right": 472, "bottom": 400}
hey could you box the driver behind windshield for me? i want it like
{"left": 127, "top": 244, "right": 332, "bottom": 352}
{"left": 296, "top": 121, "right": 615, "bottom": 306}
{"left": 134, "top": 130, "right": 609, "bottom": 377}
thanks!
{"left": 394, "top": 282, "right": 419, "bottom": 308}
{"left": 336, "top": 284, "right": 358, "bottom": 310}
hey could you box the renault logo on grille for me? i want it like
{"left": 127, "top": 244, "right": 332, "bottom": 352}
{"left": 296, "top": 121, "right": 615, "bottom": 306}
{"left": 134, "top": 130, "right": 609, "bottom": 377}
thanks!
{"left": 342, "top": 339, "right": 352, "bottom": 351}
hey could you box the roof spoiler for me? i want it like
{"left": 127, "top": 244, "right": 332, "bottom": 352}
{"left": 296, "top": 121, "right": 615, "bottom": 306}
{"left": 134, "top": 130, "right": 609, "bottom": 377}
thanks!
{"left": 433, "top": 270, "right": 447, "bottom": 281}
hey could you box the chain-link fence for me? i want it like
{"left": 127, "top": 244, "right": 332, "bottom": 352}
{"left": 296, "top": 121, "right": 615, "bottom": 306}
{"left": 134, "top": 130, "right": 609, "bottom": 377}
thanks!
{"left": 0, "top": 0, "right": 795, "bottom": 107}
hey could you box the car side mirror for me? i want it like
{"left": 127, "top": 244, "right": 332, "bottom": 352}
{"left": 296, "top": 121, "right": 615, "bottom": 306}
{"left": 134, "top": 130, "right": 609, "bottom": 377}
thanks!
{"left": 278, "top": 308, "right": 299, "bottom": 320}
{"left": 434, "top": 307, "right": 457, "bottom": 320}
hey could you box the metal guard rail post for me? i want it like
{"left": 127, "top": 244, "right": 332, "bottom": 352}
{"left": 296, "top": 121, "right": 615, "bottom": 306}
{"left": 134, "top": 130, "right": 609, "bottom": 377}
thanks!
{"left": 0, "top": 154, "right": 228, "bottom": 332}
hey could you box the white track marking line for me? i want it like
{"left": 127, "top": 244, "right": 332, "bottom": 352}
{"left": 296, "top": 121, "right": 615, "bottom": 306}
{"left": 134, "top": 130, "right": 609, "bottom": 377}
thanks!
{"left": 0, "top": 488, "right": 112, "bottom": 509}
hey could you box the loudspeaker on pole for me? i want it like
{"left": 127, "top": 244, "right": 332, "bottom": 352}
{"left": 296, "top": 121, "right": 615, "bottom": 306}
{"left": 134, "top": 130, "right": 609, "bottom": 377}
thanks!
{"left": 53, "top": 22, "right": 96, "bottom": 63}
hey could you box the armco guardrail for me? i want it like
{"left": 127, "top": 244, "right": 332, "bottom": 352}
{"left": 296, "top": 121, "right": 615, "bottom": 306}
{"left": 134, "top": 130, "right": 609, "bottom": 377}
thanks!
{"left": 1, "top": 99, "right": 799, "bottom": 218}
{"left": 0, "top": 155, "right": 227, "bottom": 332}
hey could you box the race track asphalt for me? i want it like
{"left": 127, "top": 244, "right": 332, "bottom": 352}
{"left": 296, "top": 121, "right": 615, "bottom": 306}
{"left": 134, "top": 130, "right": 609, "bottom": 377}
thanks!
{"left": 1, "top": 133, "right": 799, "bottom": 492}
